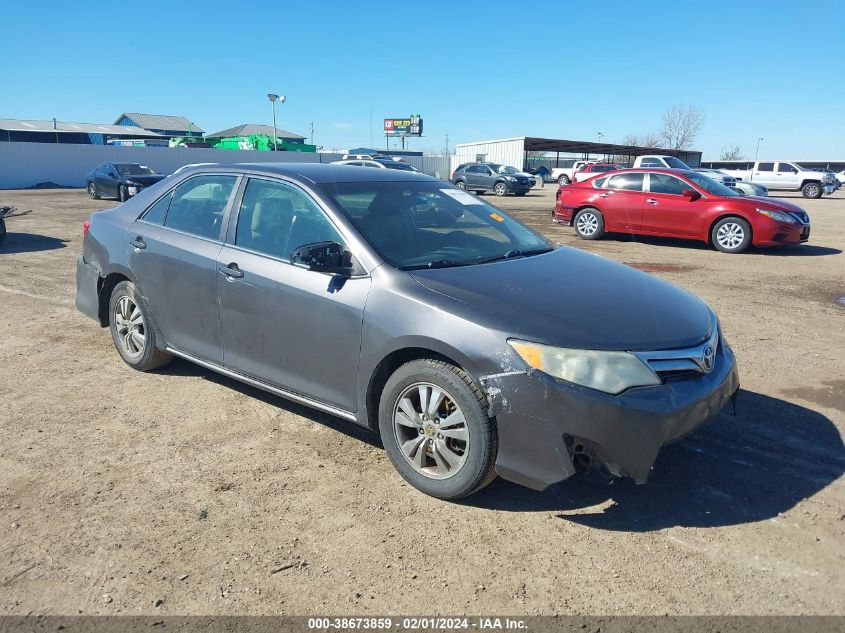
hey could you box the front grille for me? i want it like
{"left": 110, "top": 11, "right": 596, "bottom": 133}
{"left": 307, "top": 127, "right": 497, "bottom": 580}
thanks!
{"left": 633, "top": 317, "right": 720, "bottom": 382}
{"left": 790, "top": 211, "right": 810, "bottom": 224}
{"left": 800, "top": 226, "right": 811, "bottom": 241}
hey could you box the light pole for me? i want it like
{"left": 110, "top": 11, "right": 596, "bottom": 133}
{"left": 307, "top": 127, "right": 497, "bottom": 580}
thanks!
{"left": 596, "top": 132, "right": 605, "bottom": 160}
{"left": 267, "top": 93, "right": 286, "bottom": 151}
{"left": 752, "top": 136, "right": 763, "bottom": 182}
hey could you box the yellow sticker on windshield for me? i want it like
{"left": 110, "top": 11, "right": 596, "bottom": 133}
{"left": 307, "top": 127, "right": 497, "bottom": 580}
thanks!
{"left": 490, "top": 213, "right": 505, "bottom": 222}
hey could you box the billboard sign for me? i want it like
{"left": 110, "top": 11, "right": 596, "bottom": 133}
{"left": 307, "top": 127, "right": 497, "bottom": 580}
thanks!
{"left": 384, "top": 115, "right": 423, "bottom": 136}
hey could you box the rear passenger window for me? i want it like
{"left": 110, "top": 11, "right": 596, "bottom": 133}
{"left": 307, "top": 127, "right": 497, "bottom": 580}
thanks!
{"left": 141, "top": 192, "right": 172, "bottom": 225}
{"left": 235, "top": 178, "right": 344, "bottom": 261}
{"left": 606, "top": 173, "right": 645, "bottom": 191}
{"left": 757, "top": 162, "right": 774, "bottom": 171}
{"left": 164, "top": 175, "right": 237, "bottom": 240}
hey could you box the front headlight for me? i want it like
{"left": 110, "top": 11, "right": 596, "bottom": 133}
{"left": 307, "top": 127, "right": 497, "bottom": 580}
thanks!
{"left": 505, "top": 176, "right": 516, "bottom": 182}
{"left": 508, "top": 340, "right": 661, "bottom": 395}
{"left": 756, "top": 208, "right": 797, "bottom": 223}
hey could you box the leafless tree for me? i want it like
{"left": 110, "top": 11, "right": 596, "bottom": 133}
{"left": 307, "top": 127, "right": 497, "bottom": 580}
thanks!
{"left": 659, "top": 104, "right": 705, "bottom": 149}
{"left": 720, "top": 144, "right": 743, "bottom": 160}
{"left": 621, "top": 132, "right": 662, "bottom": 148}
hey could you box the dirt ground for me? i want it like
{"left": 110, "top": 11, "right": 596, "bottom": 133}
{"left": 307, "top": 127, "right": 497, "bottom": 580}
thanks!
{"left": 1, "top": 185, "right": 843, "bottom": 616}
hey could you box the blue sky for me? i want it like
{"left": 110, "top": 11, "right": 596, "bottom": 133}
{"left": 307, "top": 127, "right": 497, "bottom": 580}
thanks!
{"left": 2, "top": 1, "right": 843, "bottom": 159}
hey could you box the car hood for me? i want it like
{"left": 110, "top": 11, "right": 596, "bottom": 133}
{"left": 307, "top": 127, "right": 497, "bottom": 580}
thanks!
{"left": 737, "top": 196, "right": 806, "bottom": 214}
{"left": 409, "top": 247, "right": 714, "bottom": 351}
{"left": 121, "top": 174, "right": 166, "bottom": 185}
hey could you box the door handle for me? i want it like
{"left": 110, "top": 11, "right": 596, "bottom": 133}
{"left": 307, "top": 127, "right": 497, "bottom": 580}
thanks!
{"left": 129, "top": 237, "right": 146, "bottom": 249}
{"left": 219, "top": 263, "right": 244, "bottom": 279}
{"left": 598, "top": 193, "right": 610, "bottom": 198}
{"left": 646, "top": 199, "right": 659, "bottom": 205}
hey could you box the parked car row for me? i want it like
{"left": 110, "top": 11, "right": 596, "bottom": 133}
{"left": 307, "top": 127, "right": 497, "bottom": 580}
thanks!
{"left": 553, "top": 167, "right": 811, "bottom": 253}
{"left": 77, "top": 163, "right": 739, "bottom": 499}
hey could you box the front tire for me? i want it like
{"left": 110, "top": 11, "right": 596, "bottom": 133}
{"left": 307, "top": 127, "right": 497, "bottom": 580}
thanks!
{"left": 558, "top": 175, "right": 570, "bottom": 186}
{"left": 493, "top": 182, "right": 507, "bottom": 196}
{"left": 109, "top": 281, "right": 172, "bottom": 371}
{"left": 0, "top": 217, "right": 6, "bottom": 246}
{"left": 573, "top": 207, "right": 605, "bottom": 240}
{"left": 711, "top": 217, "right": 752, "bottom": 253}
{"left": 118, "top": 185, "right": 128, "bottom": 202}
{"left": 378, "top": 359, "right": 497, "bottom": 500}
{"left": 88, "top": 182, "right": 101, "bottom": 200}
{"left": 801, "top": 182, "right": 822, "bottom": 199}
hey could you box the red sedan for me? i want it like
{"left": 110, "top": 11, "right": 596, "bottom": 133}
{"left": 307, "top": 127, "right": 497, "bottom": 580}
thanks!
{"left": 554, "top": 168, "right": 811, "bottom": 253}
{"left": 573, "top": 162, "right": 624, "bottom": 182}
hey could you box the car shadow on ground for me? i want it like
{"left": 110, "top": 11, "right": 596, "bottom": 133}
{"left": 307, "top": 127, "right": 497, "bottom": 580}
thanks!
{"left": 465, "top": 390, "right": 845, "bottom": 530}
{"left": 0, "top": 232, "right": 68, "bottom": 254}
{"left": 607, "top": 234, "right": 842, "bottom": 256}
{"left": 158, "top": 358, "right": 380, "bottom": 448}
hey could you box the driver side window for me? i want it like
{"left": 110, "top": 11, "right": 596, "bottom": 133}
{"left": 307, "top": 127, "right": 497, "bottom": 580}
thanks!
{"left": 235, "top": 178, "right": 344, "bottom": 261}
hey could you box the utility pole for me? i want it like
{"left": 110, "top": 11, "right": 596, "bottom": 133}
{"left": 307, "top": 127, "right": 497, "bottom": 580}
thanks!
{"left": 310, "top": 122, "right": 314, "bottom": 145}
{"left": 751, "top": 137, "right": 763, "bottom": 182}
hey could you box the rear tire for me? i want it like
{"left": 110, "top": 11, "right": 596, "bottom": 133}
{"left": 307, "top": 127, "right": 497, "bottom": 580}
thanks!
{"left": 378, "top": 359, "right": 497, "bottom": 500}
{"left": 711, "top": 217, "right": 752, "bottom": 253}
{"left": 0, "top": 217, "right": 6, "bottom": 246}
{"left": 558, "top": 175, "right": 570, "bottom": 185}
{"left": 573, "top": 207, "right": 605, "bottom": 240}
{"left": 801, "top": 182, "right": 822, "bottom": 199}
{"left": 88, "top": 182, "right": 101, "bottom": 200}
{"left": 455, "top": 181, "right": 466, "bottom": 190}
{"left": 108, "top": 281, "right": 172, "bottom": 371}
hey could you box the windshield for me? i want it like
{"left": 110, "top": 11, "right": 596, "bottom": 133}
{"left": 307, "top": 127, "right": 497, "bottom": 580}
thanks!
{"left": 591, "top": 165, "right": 618, "bottom": 173}
{"left": 664, "top": 157, "right": 692, "bottom": 169}
{"left": 497, "top": 166, "right": 520, "bottom": 174}
{"left": 116, "top": 164, "right": 156, "bottom": 176}
{"left": 685, "top": 172, "right": 740, "bottom": 197}
{"left": 321, "top": 181, "right": 553, "bottom": 269}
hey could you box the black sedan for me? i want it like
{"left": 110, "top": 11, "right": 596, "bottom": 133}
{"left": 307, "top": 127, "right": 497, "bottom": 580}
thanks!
{"left": 86, "top": 163, "right": 166, "bottom": 201}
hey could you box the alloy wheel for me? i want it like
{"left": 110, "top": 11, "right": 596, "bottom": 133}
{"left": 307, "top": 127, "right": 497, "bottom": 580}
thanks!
{"left": 113, "top": 295, "right": 146, "bottom": 358}
{"left": 392, "top": 382, "right": 469, "bottom": 480}
{"left": 805, "top": 184, "right": 820, "bottom": 198}
{"left": 494, "top": 183, "right": 506, "bottom": 196}
{"left": 576, "top": 212, "right": 599, "bottom": 236}
{"left": 716, "top": 222, "right": 745, "bottom": 250}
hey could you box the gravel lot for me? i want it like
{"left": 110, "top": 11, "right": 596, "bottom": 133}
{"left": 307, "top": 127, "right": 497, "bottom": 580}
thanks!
{"left": 1, "top": 185, "right": 843, "bottom": 616}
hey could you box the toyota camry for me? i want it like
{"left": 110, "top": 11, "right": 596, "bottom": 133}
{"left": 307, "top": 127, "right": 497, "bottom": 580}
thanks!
{"left": 76, "top": 164, "right": 739, "bottom": 499}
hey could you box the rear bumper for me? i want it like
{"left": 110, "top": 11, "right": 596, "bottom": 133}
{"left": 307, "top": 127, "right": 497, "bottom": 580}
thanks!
{"left": 489, "top": 343, "right": 739, "bottom": 490}
{"left": 75, "top": 254, "right": 101, "bottom": 322}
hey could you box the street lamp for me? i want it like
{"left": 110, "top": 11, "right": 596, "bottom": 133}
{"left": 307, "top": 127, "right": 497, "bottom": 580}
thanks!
{"left": 268, "top": 93, "right": 286, "bottom": 151}
{"left": 752, "top": 136, "right": 763, "bottom": 182}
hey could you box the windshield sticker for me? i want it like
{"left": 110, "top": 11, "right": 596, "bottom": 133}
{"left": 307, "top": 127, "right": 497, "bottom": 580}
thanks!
{"left": 489, "top": 213, "right": 505, "bottom": 222}
{"left": 440, "top": 189, "right": 482, "bottom": 205}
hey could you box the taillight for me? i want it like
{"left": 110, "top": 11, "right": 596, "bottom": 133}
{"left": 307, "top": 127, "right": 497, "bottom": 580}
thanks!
{"left": 450, "top": 172, "right": 456, "bottom": 180}
{"left": 83, "top": 219, "right": 91, "bottom": 237}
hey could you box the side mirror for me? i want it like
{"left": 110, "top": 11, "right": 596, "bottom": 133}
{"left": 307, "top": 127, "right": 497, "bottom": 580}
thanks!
{"left": 290, "top": 241, "right": 352, "bottom": 276}
{"left": 682, "top": 188, "right": 701, "bottom": 200}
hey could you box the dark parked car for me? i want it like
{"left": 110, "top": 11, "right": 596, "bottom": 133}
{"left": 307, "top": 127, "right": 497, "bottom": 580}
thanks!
{"left": 86, "top": 163, "right": 166, "bottom": 201}
{"left": 76, "top": 164, "right": 738, "bottom": 499}
{"left": 451, "top": 162, "right": 531, "bottom": 196}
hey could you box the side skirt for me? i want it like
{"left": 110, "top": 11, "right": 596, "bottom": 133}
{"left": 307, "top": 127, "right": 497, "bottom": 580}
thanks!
{"left": 165, "top": 347, "right": 358, "bottom": 423}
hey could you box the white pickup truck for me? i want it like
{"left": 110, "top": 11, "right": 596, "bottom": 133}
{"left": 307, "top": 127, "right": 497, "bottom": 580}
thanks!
{"left": 632, "top": 155, "right": 693, "bottom": 170}
{"left": 550, "top": 159, "right": 595, "bottom": 185}
{"left": 720, "top": 161, "right": 836, "bottom": 198}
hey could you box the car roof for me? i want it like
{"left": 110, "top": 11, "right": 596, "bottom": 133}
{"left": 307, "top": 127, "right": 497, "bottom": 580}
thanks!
{"left": 180, "top": 162, "right": 430, "bottom": 183}
{"left": 601, "top": 167, "right": 697, "bottom": 177}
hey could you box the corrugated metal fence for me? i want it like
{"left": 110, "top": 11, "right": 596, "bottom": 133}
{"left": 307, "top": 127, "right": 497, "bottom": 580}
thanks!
{"left": 0, "top": 142, "right": 452, "bottom": 189}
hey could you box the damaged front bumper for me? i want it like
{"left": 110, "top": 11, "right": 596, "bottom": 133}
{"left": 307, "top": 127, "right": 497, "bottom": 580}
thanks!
{"left": 484, "top": 343, "right": 739, "bottom": 490}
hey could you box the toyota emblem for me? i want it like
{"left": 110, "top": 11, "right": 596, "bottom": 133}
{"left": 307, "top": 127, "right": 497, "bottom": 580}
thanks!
{"left": 702, "top": 345, "right": 715, "bottom": 373}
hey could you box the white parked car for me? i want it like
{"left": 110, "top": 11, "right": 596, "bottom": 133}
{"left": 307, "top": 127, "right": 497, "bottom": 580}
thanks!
{"left": 331, "top": 159, "right": 421, "bottom": 172}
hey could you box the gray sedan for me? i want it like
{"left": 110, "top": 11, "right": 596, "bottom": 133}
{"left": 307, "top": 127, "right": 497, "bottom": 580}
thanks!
{"left": 76, "top": 164, "right": 739, "bottom": 499}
